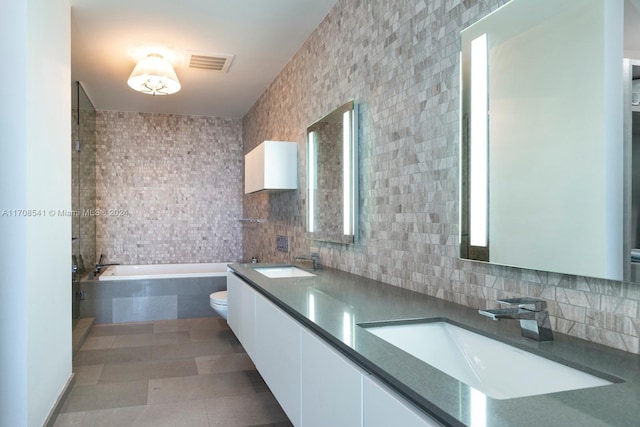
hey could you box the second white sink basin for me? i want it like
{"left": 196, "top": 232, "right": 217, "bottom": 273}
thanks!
{"left": 361, "top": 320, "right": 615, "bottom": 399}
{"left": 254, "top": 266, "right": 316, "bottom": 279}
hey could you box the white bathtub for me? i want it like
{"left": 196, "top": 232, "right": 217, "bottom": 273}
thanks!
{"left": 98, "top": 262, "right": 229, "bottom": 281}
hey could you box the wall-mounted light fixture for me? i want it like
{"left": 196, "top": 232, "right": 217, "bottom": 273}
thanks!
{"left": 343, "top": 109, "right": 354, "bottom": 236}
{"left": 469, "top": 33, "right": 488, "bottom": 247}
{"left": 307, "top": 131, "right": 317, "bottom": 233}
{"left": 127, "top": 53, "right": 181, "bottom": 95}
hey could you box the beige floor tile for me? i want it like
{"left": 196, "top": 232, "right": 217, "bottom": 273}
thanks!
{"left": 150, "top": 342, "right": 196, "bottom": 361}
{"left": 150, "top": 339, "right": 237, "bottom": 361}
{"left": 100, "top": 359, "right": 198, "bottom": 383}
{"left": 80, "top": 335, "right": 116, "bottom": 351}
{"left": 61, "top": 317, "right": 291, "bottom": 426}
{"left": 73, "top": 364, "right": 104, "bottom": 385}
{"left": 203, "top": 392, "right": 290, "bottom": 427}
{"left": 90, "top": 322, "right": 154, "bottom": 337}
{"left": 61, "top": 380, "right": 148, "bottom": 413}
{"left": 152, "top": 317, "right": 224, "bottom": 334}
{"left": 195, "top": 353, "right": 255, "bottom": 375}
{"left": 152, "top": 318, "right": 194, "bottom": 333}
{"left": 129, "top": 399, "right": 210, "bottom": 427}
{"left": 188, "top": 316, "right": 227, "bottom": 331}
{"left": 188, "top": 327, "right": 222, "bottom": 342}
{"left": 112, "top": 331, "right": 191, "bottom": 348}
{"left": 53, "top": 411, "right": 83, "bottom": 427}
{"left": 147, "top": 372, "right": 258, "bottom": 405}
{"left": 54, "top": 406, "right": 145, "bottom": 427}
{"left": 111, "top": 333, "right": 156, "bottom": 348}
{"left": 57, "top": 400, "right": 211, "bottom": 427}
{"left": 192, "top": 340, "right": 239, "bottom": 357}
{"left": 243, "top": 369, "right": 271, "bottom": 394}
{"left": 189, "top": 326, "right": 240, "bottom": 343}
{"left": 74, "top": 346, "right": 152, "bottom": 366}
{"left": 152, "top": 331, "right": 191, "bottom": 346}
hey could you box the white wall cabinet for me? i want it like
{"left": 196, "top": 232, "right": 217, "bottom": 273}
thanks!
{"left": 254, "top": 293, "right": 302, "bottom": 426}
{"left": 363, "top": 376, "right": 440, "bottom": 427}
{"left": 301, "top": 328, "right": 364, "bottom": 427}
{"left": 244, "top": 140, "right": 298, "bottom": 194}
{"left": 226, "top": 273, "right": 256, "bottom": 358}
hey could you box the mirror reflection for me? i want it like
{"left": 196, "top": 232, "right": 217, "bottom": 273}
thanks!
{"left": 627, "top": 60, "right": 640, "bottom": 281}
{"left": 306, "top": 101, "right": 358, "bottom": 244}
{"left": 460, "top": 0, "right": 626, "bottom": 281}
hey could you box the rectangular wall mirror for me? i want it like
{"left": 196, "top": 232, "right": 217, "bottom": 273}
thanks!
{"left": 306, "top": 100, "right": 358, "bottom": 244}
{"left": 460, "top": 0, "right": 626, "bottom": 281}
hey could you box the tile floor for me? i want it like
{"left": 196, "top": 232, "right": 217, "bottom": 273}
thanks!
{"left": 55, "top": 317, "right": 292, "bottom": 427}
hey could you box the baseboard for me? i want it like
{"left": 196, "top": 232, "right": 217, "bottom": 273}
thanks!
{"left": 43, "top": 373, "right": 75, "bottom": 427}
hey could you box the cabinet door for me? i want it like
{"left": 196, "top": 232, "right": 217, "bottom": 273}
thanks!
{"left": 301, "top": 328, "right": 363, "bottom": 427}
{"left": 226, "top": 273, "right": 256, "bottom": 358}
{"left": 363, "top": 376, "right": 440, "bottom": 427}
{"left": 254, "top": 293, "right": 301, "bottom": 426}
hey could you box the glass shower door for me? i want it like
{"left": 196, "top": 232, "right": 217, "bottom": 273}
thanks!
{"left": 71, "top": 82, "right": 96, "bottom": 328}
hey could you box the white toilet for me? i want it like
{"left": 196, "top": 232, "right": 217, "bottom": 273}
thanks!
{"left": 209, "top": 291, "right": 228, "bottom": 320}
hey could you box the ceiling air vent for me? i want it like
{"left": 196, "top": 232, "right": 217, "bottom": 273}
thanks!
{"left": 184, "top": 52, "right": 235, "bottom": 73}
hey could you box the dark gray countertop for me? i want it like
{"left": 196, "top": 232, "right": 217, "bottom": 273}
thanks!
{"left": 228, "top": 263, "right": 640, "bottom": 427}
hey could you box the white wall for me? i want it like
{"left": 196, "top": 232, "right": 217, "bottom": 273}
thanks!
{"left": 0, "top": 1, "right": 29, "bottom": 425}
{"left": 0, "top": 0, "right": 72, "bottom": 426}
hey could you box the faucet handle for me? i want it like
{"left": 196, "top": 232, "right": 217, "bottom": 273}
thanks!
{"left": 497, "top": 297, "right": 546, "bottom": 311}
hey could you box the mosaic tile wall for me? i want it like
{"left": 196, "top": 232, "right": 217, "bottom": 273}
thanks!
{"left": 242, "top": 0, "right": 640, "bottom": 354}
{"left": 96, "top": 111, "right": 243, "bottom": 265}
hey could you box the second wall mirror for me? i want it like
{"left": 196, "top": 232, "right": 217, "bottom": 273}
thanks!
{"left": 459, "top": 0, "right": 624, "bottom": 281}
{"left": 306, "top": 100, "right": 358, "bottom": 244}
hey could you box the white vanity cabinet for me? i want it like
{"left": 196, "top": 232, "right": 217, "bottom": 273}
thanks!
{"left": 363, "top": 376, "right": 440, "bottom": 427}
{"left": 254, "top": 293, "right": 302, "bottom": 426}
{"left": 226, "top": 271, "right": 441, "bottom": 427}
{"left": 226, "top": 273, "right": 256, "bottom": 358}
{"left": 301, "top": 328, "right": 364, "bottom": 427}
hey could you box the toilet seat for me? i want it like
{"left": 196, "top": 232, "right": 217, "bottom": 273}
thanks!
{"left": 209, "top": 291, "right": 228, "bottom": 320}
{"left": 210, "top": 291, "right": 227, "bottom": 306}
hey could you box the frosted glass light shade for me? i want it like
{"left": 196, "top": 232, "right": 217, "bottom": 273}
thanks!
{"left": 127, "top": 54, "right": 181, "bottom": 95}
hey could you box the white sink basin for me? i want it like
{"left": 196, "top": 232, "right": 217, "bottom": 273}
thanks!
{"left": 361, "top": 320, "right": 614, "bottom": 399}
{"left": 254, "top": 266, "right": 316, "bottom": 279}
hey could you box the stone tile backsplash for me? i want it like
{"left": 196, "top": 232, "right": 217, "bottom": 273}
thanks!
{"left": 96, "top": 111, "right": 244, "bottom": 265}
{"left": 241, "top": 0, "right": 640, "bottom": 354}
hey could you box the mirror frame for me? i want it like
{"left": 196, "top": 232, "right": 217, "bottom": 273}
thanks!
{"left": 306, "top": 100, "right": 358, "bottom": 244}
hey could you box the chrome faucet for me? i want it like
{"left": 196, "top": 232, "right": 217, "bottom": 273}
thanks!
{"left": 479, "top": 297, "right": 554, "bottom": 342}
{"left": 294, "top": 252, "right": 321, "bottom": 270}
{"left": 91, "top": 254, "right": 120, "bottom": 277}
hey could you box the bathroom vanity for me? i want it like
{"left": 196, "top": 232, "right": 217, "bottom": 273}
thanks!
{"left": 227, "top": 263, "right": 640, "bottom": 427}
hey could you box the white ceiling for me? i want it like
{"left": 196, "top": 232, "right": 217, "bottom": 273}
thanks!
{"left": 71, "top": 0, "right": 338, "bottom": 118}
{"left": 73, "top": 0, "right": 640, "bottom": 118}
